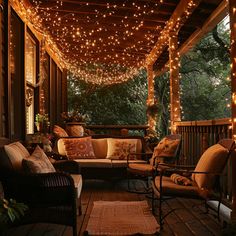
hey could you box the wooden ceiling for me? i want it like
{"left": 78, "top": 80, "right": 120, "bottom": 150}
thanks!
{"left": 26, "top": 0, "right": 224, "bottom": 83}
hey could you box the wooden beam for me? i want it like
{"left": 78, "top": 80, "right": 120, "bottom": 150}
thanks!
{"left": 154, "top": 0, "right": 228, "bottom": 77}
{"left": 146, "top": 0, "right": 201, "bottom": 66}
{"left": 146, "top": 64, "right": 156, "bottom": 131}
{"left": 169, "top": 32, "right": 181, "bottom": 134}
{"left": 179, "top": 0, "right": 228, "bottom": 55}
{"left": 229, "top": 0, "right": 236, "bottom": 222}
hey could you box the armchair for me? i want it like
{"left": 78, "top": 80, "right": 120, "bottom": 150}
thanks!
{"left": 0, "top": 137, "right": 82, "bottom": 236}
{"left": 152, "top": 139, "right": 235, "bottom": 229}
{"left": 127, "top": 134, "right": 181, "bottom": 193}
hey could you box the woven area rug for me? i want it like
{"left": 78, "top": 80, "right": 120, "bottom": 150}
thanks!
{"left": 85, "top": 201, "right": 160, "bottom": 235}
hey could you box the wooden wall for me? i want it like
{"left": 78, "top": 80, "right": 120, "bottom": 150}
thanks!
{"left": 0, "top": 1, "right": 67, "bottom": 139}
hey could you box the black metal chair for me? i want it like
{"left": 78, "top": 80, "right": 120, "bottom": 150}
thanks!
{"left": 127, "top": 134, "right": 182, "bottom": 193}
{"left": 152, "top": 139, "right": 235, "bottom": 229}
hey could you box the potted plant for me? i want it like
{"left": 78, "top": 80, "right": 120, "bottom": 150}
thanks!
{"left": 35, "top": 113, "right": 50, "bottom": 133}
{"left": 61, "top": 111, "right": 90, "bottom": 136}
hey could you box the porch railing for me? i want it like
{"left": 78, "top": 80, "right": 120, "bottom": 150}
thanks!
{"left": 175, "top": 118, "right": 233, "bottom": 206}
{"left": 85, "top": 124, "right": 149, "bottom": 136}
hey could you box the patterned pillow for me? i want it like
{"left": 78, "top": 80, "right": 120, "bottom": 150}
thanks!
{"left": 149, "top": 137, "right": 180, "bottom": 165}
{"left": 63, "top": 137, "right": 96, "bottom": 159}
{"left": 4, "top": 142, "right": 30, "bottom": 171}
{"left": 106, "top": 138, "right": 138, "bottom": 160}
{"left": 53, "top": 125, "right": 69, "bottom": 138}
{"left": 22, "top": 146, "right": 56, "bottom": 173}
{"left": 170, "top": 173, "right": 192, "bottom": 186}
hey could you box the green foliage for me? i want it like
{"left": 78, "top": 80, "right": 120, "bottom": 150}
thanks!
{"left": 0, "top": 198, "right": 28, "bottom": 230}
{"left": 68, "top": 70, "right": 148, "bottom": 125}
{"left": 67, "top": 17, "right": 231, "bottom": 135}
{"left": 180, "top": 19, "right": 231, "bottom": 120}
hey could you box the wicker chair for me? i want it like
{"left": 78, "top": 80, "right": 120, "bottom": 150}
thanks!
{"left": 0, "top": 137, "right": 81, "bottom": 236}
{"left": 127, "top": 134, "right": 181, "bottom": 193}
{"left": 152, "top": 139, "right": 235, "bottom": 229}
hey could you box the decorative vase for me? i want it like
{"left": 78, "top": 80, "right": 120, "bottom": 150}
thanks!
{"left": 66, "top": 122, "right": 85, "bottom": 137}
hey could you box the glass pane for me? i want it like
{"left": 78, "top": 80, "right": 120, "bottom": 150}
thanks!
{"left": 25, "top": 32, "right": 37, "bottom": 134}
{"left": 25, "top": 34, "right": 36, "bottom": 84}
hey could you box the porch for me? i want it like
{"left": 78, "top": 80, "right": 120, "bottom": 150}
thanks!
{"left": 3, "top": 180, "right": 223, "bottom": 236}
{"left": 0, "top": 0, "right": 236, "bottom": 235}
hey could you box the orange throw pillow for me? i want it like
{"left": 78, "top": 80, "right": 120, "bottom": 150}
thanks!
{"left": 53, "top": 125, "right": 69, "bottom": 138}
{"left": 63, "top": 137, "right": 95, "bottom": 159}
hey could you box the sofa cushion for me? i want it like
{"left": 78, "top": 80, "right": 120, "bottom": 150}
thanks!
{"left": 4, "top": 141, "right": 30, "bottom": 171}
{"left": 73, "top": 159, "right": 112, "bottom": 168}
{"left": 53, "top": 125, "right": 69, "bottom": 138}
{"left": 106, "top": 138, "right": 139, "bottom": 160}
{"left": 63, "top": 137, "right": 96, "bottom": 159}
{"left": 91, "top": 139, "right": 108, "bottom": 158}
{"left": 22, "top": 146, "right": 56, "bottom": 173}
{"left": 192, "top": 143, "right": 228, "bottom": 189}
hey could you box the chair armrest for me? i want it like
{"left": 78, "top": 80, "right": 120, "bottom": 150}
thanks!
{"left": 2, "top": 172, "right": 76, "bottom": 207}
{"left": 53, "top": 160, "right": 81, "bottom": 174}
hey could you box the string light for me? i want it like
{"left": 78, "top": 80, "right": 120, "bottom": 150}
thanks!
{"left": 11, "top": 0, "right": 166, "bottom": 85}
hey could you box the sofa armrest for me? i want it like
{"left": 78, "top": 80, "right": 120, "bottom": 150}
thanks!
{"left": 2, "top": 172, "right": 76, "bottom": 206}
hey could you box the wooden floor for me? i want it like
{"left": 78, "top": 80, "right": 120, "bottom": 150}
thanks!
{"left": 3, "top": 179, "right": 223, "bottom": 236}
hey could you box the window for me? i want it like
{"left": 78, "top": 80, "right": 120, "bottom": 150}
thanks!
{"left": 25, "top": 32, "right": 37, "bottom": 134}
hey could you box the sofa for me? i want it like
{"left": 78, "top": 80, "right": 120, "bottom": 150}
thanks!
{"left": 56, "top": 135, "right": 151, "bottom": 179}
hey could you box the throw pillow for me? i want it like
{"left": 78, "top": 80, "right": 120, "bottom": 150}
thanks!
{"left": 53, "top": 125, "right": 69, "bottom": 138}
{"left": 4, "top": 142, "right": 30, "bottom": 171}
{"left": 149, "top": 137, "right": 180, "bottom": 165}
{"left": 170, "top": 173, "right": 192, "bottom": 186}
{"left": 192, "top": 143, "right": 228, "bottom": 189}
{"left": 106, "top": 138, "right": 138, "bottom": 160}
{"left": 63, "top": 137, "right": 96, "bottom": 159}
{"left": 22, "top": 146, "right": 56, "bottom": 173}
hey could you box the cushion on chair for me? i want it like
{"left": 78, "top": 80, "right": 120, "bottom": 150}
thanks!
{"left": 4, "top": 142, "right": 30, "bottom": 171}
{"left": 153, "top": 176, "right": 199, "bottom": 197}
{"left": 149, "top": 137, "right": 180, "bottom": 165}
{"left": 170, "top": 173, "right": 192, "bottom": 186}
{"left": 106, "top": 138, "right": 138, "bottom": 160}
{"left": 53, "top": 125, "right": 69, "bottom": 138}
{"left": 22, "top": 146, "right": 56, "bottom": 173}
{"left": 128, "top": 163, "right": 154, "bottom": 176}
{"left": 192, "top": 143, "right": 229, "bottom": 189}
{"left": 63, "top": 137, "right": 96, "bottom": 159}
{"left": 112, "top": 159, "right": 146, "bottom": 168}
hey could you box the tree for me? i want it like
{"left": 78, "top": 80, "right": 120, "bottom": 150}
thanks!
{"left": 67, "top": 70, "right": 148, "bottom": 125}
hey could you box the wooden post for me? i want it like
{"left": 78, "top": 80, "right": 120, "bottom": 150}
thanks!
{"left": 169, "top": 32, "right": 181, "bottom": 134}
{"left": 229, "top": 0, "right": 236, "bottom": 222}
{"left": 146, "top": 64, "right": 156, "bottom": 132}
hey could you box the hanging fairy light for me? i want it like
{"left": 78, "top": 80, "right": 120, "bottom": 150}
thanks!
{"left": 10, "top": 0, "right": 198, "bottom": 85}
